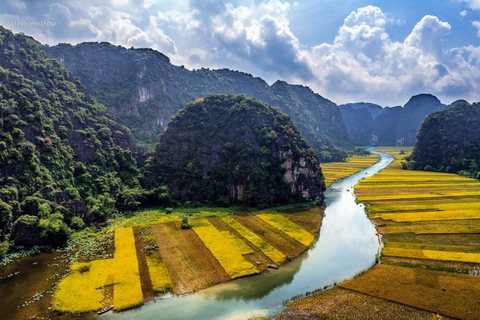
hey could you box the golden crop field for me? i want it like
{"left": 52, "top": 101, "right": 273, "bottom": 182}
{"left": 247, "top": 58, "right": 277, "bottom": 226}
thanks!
{"left": 51, "top": 208, "right": 321, "bottom": 314}
{"left": 192, "top": 218, "right": 259, "bottom": 279}
{"left": 257, "top": 214, "right": 315, "bottom": 246}
{"left": 321, "top": 154, "right": 379, "bottom": 186}
{"left": 344, "top": 146, "right": 480, "bottom": 319}
{"left": 52, "top": 227, "right": 143, "bottom": 313}
{"left": 221, "top": 216, "right": 286, "bottom": 264}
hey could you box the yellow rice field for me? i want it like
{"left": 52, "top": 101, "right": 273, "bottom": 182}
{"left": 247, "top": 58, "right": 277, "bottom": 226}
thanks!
{"left": 356, "top": 146, "right": 480, "bottom": 266}
{"left": 257, "top": 214, "right": 315, "bottom": 246}
{"left": 52, "top": 209, "right": 322, "bottom": 314}
{"left": 321, "top": 154, "right": 379, "bottom": 186}
{"left": 221, "top": 216, "right": 286, "bottom": 264}
{"left": 382, "top": 247, "right": 480, "bottom": 264}
{"left": 52, "top": 227, "right": 143, "bottom": 313}
{"left": 192, "top": 218, "right": 259, "bottom": 279}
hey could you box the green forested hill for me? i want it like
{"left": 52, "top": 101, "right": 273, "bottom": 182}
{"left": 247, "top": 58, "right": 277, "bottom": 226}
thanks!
{"left": 43, "top": 42, "right": 351, "bottom": 161}
{"left": 0, "top": 27, "right": 142, "bottom": 252}
{"left": 145, "top": 94, "right": 325, "bottom": 206}
{"left": 406, "top": 101, "right": 480, "bottom": 179}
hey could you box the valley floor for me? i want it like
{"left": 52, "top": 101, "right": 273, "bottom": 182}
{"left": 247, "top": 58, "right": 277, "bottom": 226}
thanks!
{"left": 276, "top": 146, "right": 480, "bottom": 319}
{"left": 50, "top": 207, "right": 323, "bottom": 315}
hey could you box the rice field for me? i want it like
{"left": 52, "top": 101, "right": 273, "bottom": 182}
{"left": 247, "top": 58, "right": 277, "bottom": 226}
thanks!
{"left": 51, "top": 209, "right": 321, "bottom": 314}
{"left": 221, "top": 216, "right": 286, "bottom": 264}
{"left": 321, "top": 154, "right": 379, "bottom": 186}
{"left": 345, "top": 146, "right": 480, "bottom": 319}
{"left": 52, "top": 227, "right": 143, "bottom": 313}
{"left": 257, "top": 214, "right": 315, "bottom": 246}
{"left": 191, "top": 218, "right": 259, "bottom": 279}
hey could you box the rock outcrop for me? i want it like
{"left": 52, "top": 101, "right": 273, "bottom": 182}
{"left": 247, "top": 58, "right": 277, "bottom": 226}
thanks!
{"left": 146, "top": 94, "right": 325, "bottom": 206}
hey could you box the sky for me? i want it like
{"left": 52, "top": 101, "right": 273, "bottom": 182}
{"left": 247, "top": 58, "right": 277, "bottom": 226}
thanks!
{"left": 2, "top": 0, "right": 480, "bottom": 106}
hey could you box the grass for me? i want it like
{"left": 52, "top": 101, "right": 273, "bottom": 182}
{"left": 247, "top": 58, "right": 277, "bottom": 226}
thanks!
{"left": 191, "top": 219, "right": 259, "bottom": 279}
{"left": 221, "top": 216, "right": 286, "bottom": 264}
{"left": 321, "top": 154, "right": 379, "bottom": 186}
{"left": 257, "top": 214, "right": 315, "bottom": 246}
{"left": 52, "top": 227, "right": 143, "bottom": 313}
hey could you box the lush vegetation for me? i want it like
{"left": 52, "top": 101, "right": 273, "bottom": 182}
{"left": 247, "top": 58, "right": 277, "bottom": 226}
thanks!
{"left": 405, "top": 101, "right": 480, "bottom": 179}
{"left": 43, "top": 42, "right": 351, "bottom": 161}
{"left": 145, "top": 94, "right": 325, "bottom": 206}
{"left": 0, "top": 27, "right": 142, "bottom": 253}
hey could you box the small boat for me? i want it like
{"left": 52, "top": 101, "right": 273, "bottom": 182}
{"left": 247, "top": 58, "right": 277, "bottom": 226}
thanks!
{"left": 98, "top": 305, "right": 113, "bottom": 315}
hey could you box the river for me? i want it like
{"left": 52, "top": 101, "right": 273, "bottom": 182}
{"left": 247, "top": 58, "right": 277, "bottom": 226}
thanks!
{"left": 105, "top": 151, "right": 394, "bottom": 320}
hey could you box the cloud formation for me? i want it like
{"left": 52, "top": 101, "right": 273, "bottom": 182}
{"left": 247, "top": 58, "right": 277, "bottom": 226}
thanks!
{"left": 1, "top": 1, "right": 480, "bottom": 105}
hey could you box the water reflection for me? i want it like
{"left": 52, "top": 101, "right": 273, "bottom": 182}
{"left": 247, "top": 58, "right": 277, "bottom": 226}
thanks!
{"left": 107, "top": 151, "right": 394, "bottom": 320}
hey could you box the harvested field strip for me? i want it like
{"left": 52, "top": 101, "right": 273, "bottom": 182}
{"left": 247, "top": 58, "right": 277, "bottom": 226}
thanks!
{"left": 152, "top": 223, "right": 229, "bottom": 294}
{"left": 192, "top": 219, "right": 259, "bottom": 279}
{"left": 382, "top": 247, "right": 480, "bottom": 264}
{"left": 257, "top": 214, "right": 314, "bottom": 246}
{"left": 221, "top": 216, "right": 286, "bottom": 265}
{"left": 372, "top": 210, "right": 480, "bottom": 222}
{"left": 278, "top": 287, "right": 437, "bottom": 320}
{"left": 145, "top": 253, "right": 172, "bottom": 293}
{"left": 133, "top": 228, "right": 154, "bottom": 303}
{"left": 233, "top": 216, "right": 307, "bottom": 257}
{"left": 51, "top": 227, "right": 143, "bottom": 313}
{"left": 280, "top": 208, "right": 323, "bottom": 235}
{"left": 368, "top": 201, "right": 480, "bottom": 213}
{"left": 340, "top": 264, "right": 480, "bottom": 320}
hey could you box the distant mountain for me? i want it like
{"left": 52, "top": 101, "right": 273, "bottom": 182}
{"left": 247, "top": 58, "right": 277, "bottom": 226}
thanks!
{"left": 339, "top": 94, "right": 446, "bottom": 146}
{"left": 407, "top": 101, "right": 480, "bottom": 179}
{"left": 43, "top": 42, "right": 351, "bottom": 162}
{"left": 145, "top": 94, "right": 325, "bottom": 206}
{"left": 0, "top": 27, "right": 141, "bottom": 250}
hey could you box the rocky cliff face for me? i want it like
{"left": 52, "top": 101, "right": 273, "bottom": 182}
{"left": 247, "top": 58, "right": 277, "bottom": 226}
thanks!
{"left": 145, "top": 94, "right": 325, "bottom": 206}
{"left": 339, "top": 94, "right": 446, "bottom": 146}
{"left": 43, "top": 42, "right": 351, "bottom": 161}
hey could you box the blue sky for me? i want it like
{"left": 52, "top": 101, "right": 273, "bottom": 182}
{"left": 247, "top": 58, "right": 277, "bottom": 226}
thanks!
{"left": 2, "top": 0, "right": 480, "bottom": 106}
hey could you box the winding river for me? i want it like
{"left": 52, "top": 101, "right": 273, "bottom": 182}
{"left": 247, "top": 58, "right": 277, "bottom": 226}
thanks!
{"left": 106, "top": 151, "right": 394, "bottom": 320}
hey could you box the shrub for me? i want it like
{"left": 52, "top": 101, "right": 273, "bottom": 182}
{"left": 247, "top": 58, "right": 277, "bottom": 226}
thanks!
{"left": 70, "top": 216, "right": 85, "bottom": 230}
{"left": 165, "top": 207, "right": 174, "bottom": 215}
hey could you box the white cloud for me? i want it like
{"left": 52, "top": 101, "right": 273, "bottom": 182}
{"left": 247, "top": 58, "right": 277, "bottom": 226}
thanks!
{"left": 459, "top": 0, "right": 480, "bottom": 10}
{"left": 2, "top": 1, "right": 480, "bottom": 105}
{"left": 460, "top": 9, "right": 468, "bottom": 16}
{"left": 473, "top": 20, "right": 480, "bottom": 37}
